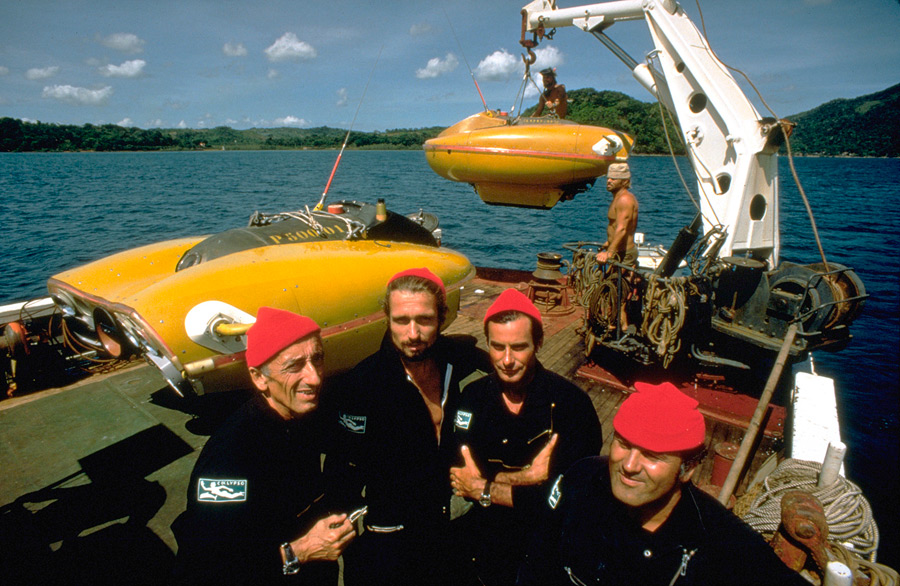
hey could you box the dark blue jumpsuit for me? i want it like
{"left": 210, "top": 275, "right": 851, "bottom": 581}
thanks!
{"left": 450, "top": 364, "right": 602, "bottom": 586}
{"left": 172, "top": 394, "right": 337, "bottom": 585}
{"left": 323, "top": 333, "right": 489, "bottom": 586}
{"left": 517, "top": 456, "right": 810, "bottom": 586}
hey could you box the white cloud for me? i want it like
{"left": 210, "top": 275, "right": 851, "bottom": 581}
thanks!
{"left": 474, "top": 49, "right": 518, "bottom": 82}
{"left": 148, "top": 119, "right": 164, "bottom": 127}
{"left": 267, "top": 68, "right": 280, "bottom": 79}
{"left": 100, "top": 33, "right": 145, "bottom": 54}
{"left": 274, "top": 115, "right": 308, "bottom": 126}
{"left": 532, "top": 45, "right": 564, "bottom": 72}
{"left": 99, "top": 59, "right": 146, "bottom": 78}
{"left": 0, "top": 66, "right": 9, "bottom": 76}
{"left": 177, "top": 120, "right": 188, "bottom": 128}
{"left": 416, "top": 53, "right": 458, "bottom": 79}
{"left": 118, "top": 117, "right": 134, "bottom": 126}
{"left": 409, "top": 23, "right": 432, "bottom": 36}
{"left": 265, "top": 33, "right": 317, "bottom": 62}
{"left": 336, "top": 87, "right": 348, "bottom": 107}
{"left": 223, "top": 42, "right": 247, "bottom": 57}
{"left": 26, "top": 66, "right": 60, "bottom": 80}
{"left": 42, "top": 84, "right": 113, "bottom": 105}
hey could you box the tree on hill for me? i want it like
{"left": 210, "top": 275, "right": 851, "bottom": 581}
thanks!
{"left": 522, "top": 88, "right": 685, "bottom": 155}
{"left": 786, "top": 83, "right": 900, "bottom": 157}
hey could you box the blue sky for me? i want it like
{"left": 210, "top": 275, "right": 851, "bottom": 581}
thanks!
{"left": 1, "top": 0, "right": 897, "bottom": 131}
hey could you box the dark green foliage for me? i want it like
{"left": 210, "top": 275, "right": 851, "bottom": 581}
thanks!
{"left": 785, "top": 83, "right": 900, "bottom": 157}
{"left": 0, "top": 119, "right": 179, "bottom": 152}
{"left": 1, "top": 83, "right": 896, "bottom": 155}
{"left": 553, "top": 88, "right": 684, "bottom": 155}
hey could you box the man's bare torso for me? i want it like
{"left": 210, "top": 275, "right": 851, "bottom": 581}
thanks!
{"left": 607, "top": 189, "right": 639, "bottom": 253}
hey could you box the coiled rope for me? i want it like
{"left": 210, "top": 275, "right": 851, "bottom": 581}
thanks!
{"left": 830, "top": 541, "right": 899, "bottom": 586}
{"left": 741, "top": 459, "right": 880, "bottom": 562}
{"left": 640, "top": 275, "right": 686, "bottom": 367}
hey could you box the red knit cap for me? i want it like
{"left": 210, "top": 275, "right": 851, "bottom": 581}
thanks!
{"left": 387, "top": 267, "right": 445, "bottom": 297}
{"left": 613, "top": 381, "right": 706, "bottom": 452}
{"left": 483, "top": 288, "right": 542, "bottom": 325}
{"left": 245, "top": 307, "right": 321, "bottom": 368}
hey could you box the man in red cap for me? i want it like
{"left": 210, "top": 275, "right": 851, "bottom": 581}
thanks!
{"left": 518, "top": 381, "right": 808, "bottom": 586}
{"left": 324, "top": 268, "right": 489, "bottom": 586}
{"left": 173, "top": 307, "right": 355, "bottom": 584}
{"left": 448, "top": 288, "right": 602, "bottom": 586}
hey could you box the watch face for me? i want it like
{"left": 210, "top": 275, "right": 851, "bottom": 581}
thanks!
{"left": 479, "top": 481, "right": 492, "bottom": 507}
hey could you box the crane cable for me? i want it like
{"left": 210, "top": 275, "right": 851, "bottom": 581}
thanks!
{"left": 691, "top": 0, "right": 830, "bottom": 270}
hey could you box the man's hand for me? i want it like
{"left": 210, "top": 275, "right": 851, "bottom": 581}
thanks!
{"left": 495, "top": 433, "right": 559, "bottom": 486}
{"left": 596, "top": 242, "right": 610, "bottom": 264}
{"left": 527, "top": 433, "right": 558, "bottom": 483}
{"left": 450, "top": 445, "right": 487, "bottom": 501}
{"left": 292, "top": 514, "right": 356, "bottom": 563}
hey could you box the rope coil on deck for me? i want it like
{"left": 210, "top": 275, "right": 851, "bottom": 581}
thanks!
{"left": 640, "top": 275, "right": 686, "bottom": 367}
{"left": 741, "top": 459, "right": 880, "bottom": 562}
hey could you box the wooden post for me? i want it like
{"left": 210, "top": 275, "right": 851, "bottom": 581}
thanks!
{"left": 717, "top": 324, "right": 798, "bottom": 506}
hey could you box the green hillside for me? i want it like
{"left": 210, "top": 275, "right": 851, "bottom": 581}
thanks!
{"left": 784, "top": 83, "right": 900, "bottom": 157}
{"left": 1, "top": 83, "right": 896, "bottom": 156}
{"left": 523, "top": 88, "right": 684, "bottom": 155}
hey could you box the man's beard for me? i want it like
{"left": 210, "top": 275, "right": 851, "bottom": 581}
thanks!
{"left": 401, "top": 340, "right": 436, "bottom": 362}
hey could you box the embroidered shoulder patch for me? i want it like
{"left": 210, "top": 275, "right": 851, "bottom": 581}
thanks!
{"left": 197, "top": 479, "right": 247, "bottom": 502}
{"left": 548, "top": 474, "right": 563, "bottom": 509}
{"left": 454, "top": 410, "right": 472, "bottom": 430}
{"left": 339, "top": 412, "right": 367, "bottom": 434}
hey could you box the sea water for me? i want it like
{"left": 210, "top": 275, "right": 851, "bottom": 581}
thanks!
{"left": 1, "top": 150, "right": 898, "bottom": 565}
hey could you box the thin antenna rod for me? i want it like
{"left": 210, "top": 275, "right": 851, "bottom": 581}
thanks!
{"left": 315, "top": 45, "right": 383, "bottom": 210}
{"left": 441, "top": 5, "right": 488, "bottom": 111}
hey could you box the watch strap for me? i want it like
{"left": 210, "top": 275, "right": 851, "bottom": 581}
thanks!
{"left": 281, "top": 542, "right": 301, "bottom": 575}
{"left": 479, "top": 480, "right": 492, "bottom": 507}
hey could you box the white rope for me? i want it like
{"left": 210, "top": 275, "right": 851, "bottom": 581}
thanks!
{"left": 260, "top": 208, "right": 366, "bottom": 240}
{"left": 741, "top": 459, "right": 880, "bottom": 563}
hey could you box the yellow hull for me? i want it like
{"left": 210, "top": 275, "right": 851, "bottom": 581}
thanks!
{"left": 49, "top": 238, "right": 474, "bottom": 394}
{"left": 424, "top": 111, "right": 633, "bottom": 208}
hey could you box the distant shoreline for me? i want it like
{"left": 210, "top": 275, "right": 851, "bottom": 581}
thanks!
{"left": 2, "top": 149, "right": 893, "bottom": 159}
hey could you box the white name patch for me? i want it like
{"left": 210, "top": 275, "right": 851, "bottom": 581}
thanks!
{"left": 339, "top": 412, "right": 367, "bottom": 434}
{"left": 198, "top": 479, "right": 247, "bottom": 502}
{"left": 454, "top": 410, "right": 472, "bottom": 430}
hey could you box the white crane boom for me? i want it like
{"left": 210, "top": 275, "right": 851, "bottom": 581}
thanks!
{"left": 522, "top": 0, "right": 787, "bottom": 266}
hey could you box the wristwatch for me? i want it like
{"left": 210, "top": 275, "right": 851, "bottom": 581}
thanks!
{"left": 479, "top": 480, "right": 492, "bottom": 508}
{"left": 281, "top": 542, "right": 301, "bottom": 575}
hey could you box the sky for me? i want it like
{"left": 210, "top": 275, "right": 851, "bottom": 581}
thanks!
{"left": 1, "top": 0, "right": 898, "bottom": 132}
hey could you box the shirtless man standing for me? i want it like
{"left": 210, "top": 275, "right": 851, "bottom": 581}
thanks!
{"left": 596, "top": 162, "right": 639, "bottom": 267}
{"left": 596, "top": 162, "right": 639, "bottom": 329}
